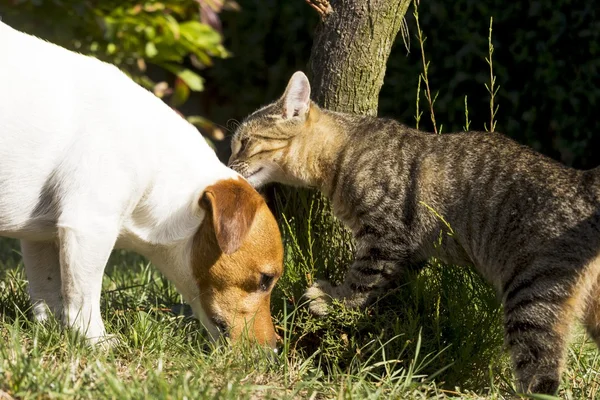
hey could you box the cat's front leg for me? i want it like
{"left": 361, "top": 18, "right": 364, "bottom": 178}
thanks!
{"left": 305, "top": 247, "right": 403, "bottom": 316}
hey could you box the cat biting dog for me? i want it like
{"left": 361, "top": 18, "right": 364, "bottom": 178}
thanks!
{"left": 0, "top": 21, "right": 283, "bottom": 349}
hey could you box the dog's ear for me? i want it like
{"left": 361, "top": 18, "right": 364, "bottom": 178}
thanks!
{"left": 199, "top": 179, "right": 261, "bottom": 255}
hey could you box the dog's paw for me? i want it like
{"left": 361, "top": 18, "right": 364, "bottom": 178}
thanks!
{"left": 90, "top": 333, "right": 121, "bottom": 350}
{"left": 304, "top": 280, "right": 335, "bottom": 317}
{"left": 31, "top": 301, "right": 62, "bottom": 323}
{"left": 31, "top": 305, "right": 50, "bottom": 323}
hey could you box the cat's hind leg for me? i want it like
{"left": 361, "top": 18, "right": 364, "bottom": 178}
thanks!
{"left": 582, "top": 267, "right": 600, "bottom": 348}
{"left": 501, "top": 258, "right": 589, "bottom": 395}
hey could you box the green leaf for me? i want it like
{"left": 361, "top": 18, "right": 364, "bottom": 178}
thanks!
{"left": 161, "top": 64, "right": 204, "bottom": 92}
{"left": 186, "top": 115, "right": 212, "bottom": 129}
{"left": 179, "top": 21, "right": 222, "bottom": 49}
{"left": 145, "top": 42, "right": 158, "bottom": 58}
{"left": 171, "top": 78, "right": 190, "bottom": 108}
{"left": 144, "top": 26, "right": 156, "bottom": 40}
{"left": 153, "top": 42, "right": 186, "bottom": 62}
{"left": 188, "top": 115, "right": 225, "bottom": 141}
{"left": 177, "top": 69, "right": 203, "bottom": 91}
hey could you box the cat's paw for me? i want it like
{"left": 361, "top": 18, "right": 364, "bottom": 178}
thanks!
{"left": 304, "top": 280, "right": 335, "bottom": 317}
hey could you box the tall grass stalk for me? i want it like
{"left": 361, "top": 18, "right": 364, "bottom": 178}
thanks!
{"left": 415, "top": 75, "right": 423, "bottom": 130}
{"left": 463, "top": 95, "right": 471, "bottom": 131}
{"left": 413, "top": 0, "right": 440, "bottom": 134}
{"left": 484, "top": 17, "right": 499, "bottom": 132}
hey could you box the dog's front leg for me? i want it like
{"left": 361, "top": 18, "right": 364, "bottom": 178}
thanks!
{"left": 58, "top": 223, "right": 117, "bottom": 346}
{"left": 21, "top": 240, "right": 63, "bottom": 321}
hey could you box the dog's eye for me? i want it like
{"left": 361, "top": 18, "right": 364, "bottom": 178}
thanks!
{"left": 259, "top": 273, "right": 274, "bottom": 291}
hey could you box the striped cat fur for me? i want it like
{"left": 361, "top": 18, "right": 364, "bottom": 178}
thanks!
{"left": 228, "top": 71, "right": 600, "bottom": 395}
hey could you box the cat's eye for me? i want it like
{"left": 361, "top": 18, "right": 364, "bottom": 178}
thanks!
{"left": 239, "top": 137, "right": 249, "bottom": 152}
{"left": 259, "top": 273, "right": 275, "bottom": 291}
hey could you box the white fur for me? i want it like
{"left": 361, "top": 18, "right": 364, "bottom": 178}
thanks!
{"left": 0, "top": 21, "right": 240, "bottom": 343}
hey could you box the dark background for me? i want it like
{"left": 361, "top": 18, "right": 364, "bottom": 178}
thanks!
{"left": 199, "top": 0, "right": 599, "bottom": 169}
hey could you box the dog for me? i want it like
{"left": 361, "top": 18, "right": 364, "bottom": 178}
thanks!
{"left": 0, "top": 20, "right": 283, "bottom": 349}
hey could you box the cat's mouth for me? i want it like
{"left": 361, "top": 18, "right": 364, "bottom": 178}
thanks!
{"left": 245, "top": 167, "right": 263, "bottom": 179}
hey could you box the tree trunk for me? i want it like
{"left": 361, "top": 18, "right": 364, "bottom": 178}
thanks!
{"left": 308, "top": 0, "right": 411, "bottom": 115}
{"left": 274, "top": 0, "right": 410, "bottom": 288}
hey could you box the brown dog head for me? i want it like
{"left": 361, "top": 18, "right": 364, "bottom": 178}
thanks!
{"left": 192, "top": 177, "right": 283, "bottom": 349}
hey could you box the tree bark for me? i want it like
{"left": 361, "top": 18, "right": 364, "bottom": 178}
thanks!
{"left": 273, "top": 0, "right": 410, "bottom": 286}
{"left": 308, "top": 0, "right": 411, "bottom": 115}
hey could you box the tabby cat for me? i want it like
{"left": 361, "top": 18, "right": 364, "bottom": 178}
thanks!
{"left": 228, "top": 71, "right": 600, "bottom": 395}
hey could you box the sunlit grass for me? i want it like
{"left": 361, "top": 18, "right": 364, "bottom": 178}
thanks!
{"left": 1, "top": 222, "right": 598, "bottom": 399}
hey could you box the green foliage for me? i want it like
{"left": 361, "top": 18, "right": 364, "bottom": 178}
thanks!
{"left": 2, "top": 1, "right": 227, "bottom": 87}
{"left": 413, "top": 0, "right": 440, "bottom": 134}
{"left": 273, "top": 187, "right": 353, "bottom": 294}
{"left": 272, "top": 193, "right": 507, "bottom": 391}
{"left": 484, "top": 17, "right": 499, "bottom": 133}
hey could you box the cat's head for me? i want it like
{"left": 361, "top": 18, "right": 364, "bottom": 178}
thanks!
{"left": 228, "top": 71, "right": 315, "bottom": 188}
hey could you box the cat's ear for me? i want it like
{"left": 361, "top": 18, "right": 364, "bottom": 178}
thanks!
{"left": 282, "top": 71, "right": 311, "bottom": 120}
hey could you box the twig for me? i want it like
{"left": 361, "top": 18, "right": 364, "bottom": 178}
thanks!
{"left": 305, "top": 0, "right": 333, "bottom": 21}
{"left": 413, "top": 0, "right": 438, "bottom": 134}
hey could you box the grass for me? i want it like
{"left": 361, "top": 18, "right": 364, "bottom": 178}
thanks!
{"left": 0, "top": 238, "right": 473, "bottom": 399}
{"left": 1, "top": 191, "right": 599, "bottom": 400}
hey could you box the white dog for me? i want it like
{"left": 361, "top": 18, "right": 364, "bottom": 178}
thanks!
{"left": 0, "top": 21, "right": 283, "bottom": 348}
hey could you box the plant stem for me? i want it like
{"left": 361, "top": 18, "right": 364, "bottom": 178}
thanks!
{"left": 413, "top": 0, "right": 438, "bottom": 134}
